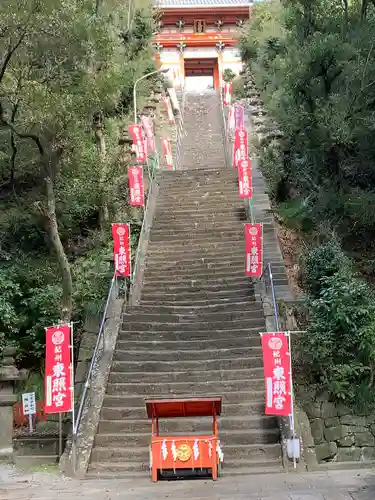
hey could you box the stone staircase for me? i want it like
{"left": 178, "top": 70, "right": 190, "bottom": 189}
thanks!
{"left": 87, "top": 92, "right": 283, "bottom": 478}
{"left": 183, "top": 91, "right": 226, "bottom": 169}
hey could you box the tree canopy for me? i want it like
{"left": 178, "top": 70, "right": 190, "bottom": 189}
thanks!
{"left": 0, "top": 0, "right": 155, "bottom": 368}
{"left": 239, "top": 0, "right": 375, "bottom": 406}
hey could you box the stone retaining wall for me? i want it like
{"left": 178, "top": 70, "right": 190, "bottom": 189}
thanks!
{"left": 304, "top": 401, "right": 375, "bottom": 463}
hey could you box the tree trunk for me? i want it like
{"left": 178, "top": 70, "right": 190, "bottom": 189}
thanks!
{"left": 93, "top": 113, "right": 109, "bottom": 230}
{"left": 44, "top": 175, "right": 73, "bottom": 323}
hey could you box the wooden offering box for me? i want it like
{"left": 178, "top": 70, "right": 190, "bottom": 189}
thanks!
{"left": 146, "top": 397, "right": 223, "bottom": 482}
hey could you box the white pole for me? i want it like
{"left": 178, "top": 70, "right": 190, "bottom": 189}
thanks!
{"left": 287, "top": 331, "right": 296, "bottom": 469}
{"left": 28, "top": 413, "right": 33, "bottom": 433}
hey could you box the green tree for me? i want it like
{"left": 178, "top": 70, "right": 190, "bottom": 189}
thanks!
{"left": 0, "top": 0, "right": 155, "bottom": 364}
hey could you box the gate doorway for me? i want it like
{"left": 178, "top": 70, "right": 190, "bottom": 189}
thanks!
{"left": 184, "top": 57, "right": 219, "bottom": 90}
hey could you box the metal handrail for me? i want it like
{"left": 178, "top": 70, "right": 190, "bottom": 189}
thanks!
{"left": 72, "top": 270, "right": 120, "bottom": 471}
{"left": 131, "top": 163, "right": 156, "bottom": 283}
{"left": 174, "top": 85, "right": 186, "bottom": 170}
{"left": 218, "top": 86, "right": 231, "bottom": 168}
{"left": 260, "top": 262, "right": 280, "bottom": 331}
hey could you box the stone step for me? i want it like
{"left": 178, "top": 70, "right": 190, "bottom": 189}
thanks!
{"left": 121, "top": 318, "right": 265, "bottom": 334}
{"left": 90, "top": 442, "right": 281, "bottom": 463}
{"left": 113, "top": 346, "right": 263, "bottom": 363}
{"left": 122, "top": 312, "right": 264, "bottom": 326}
{"left": 101, "top": 401, "right": 266, "bottom": 421}
{"left": 86, "top": 464, "right": 285, "bottom": 479}
{"left": 142, "top": 274, "right": 252, "bottom": 285}
{"left": 89, "top": 458, "right": 283, "bottom": 475}
{"left": 103, "top": 390, "right": 265, "bottom": 407}
{"left": 94, "top": 428, "right": 280, "bottom": 447}
{"left": 98, "top": 415, "right": 277, "bottom": 434}
{"left": 111, "top": 357, "right": 263, "bottom": 375}
{"left": 105, "top": 378, "right": 265, "bottom": 395}
{"left": 152, "top": 215, "right": 245, "bottom": 225}
{"left": 149, "top": 229, "right": 245, "bottom": 241}
{"left": 115, "top": 337, "right": 262, "bottom": 352}
{"left": 148, "top": 236, "right": 244, "bottom": 248}
{"left": 125, "top": 302, "right": 263, "bottom": 316}
{"left": 127, "top": 301, "right": 263, "bottom": 313}
{"left": 139, "top": 286, "right": 254, "bottom": 299}
{"left": 221, "top": 464, "right": 285, "bottom": 476}
{"left": 117, "top": 326, "right": 262, "bottom": 340}
{"left": 150, "top": 225, "right": 247, "bottom": 236}
{"left": 108, "top": 367, "right": 265, "bottom": 384}
{"left": 147, "top": 242, "right": 245, "bottom": 254}
{"left": 139, "top": 295, "right": 255, "bottom": 307}
{"left": 151, "top": 221, "right": 249, "bottom": 231}
{"left": 144, "top": 261, "right": 246, "bottom": 273}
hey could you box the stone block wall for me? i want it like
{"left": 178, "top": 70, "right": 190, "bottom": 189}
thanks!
{"left": 304, "top": 401, "right": 375, "bottom": 463}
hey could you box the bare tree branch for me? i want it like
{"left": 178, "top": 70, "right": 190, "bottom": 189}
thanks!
{"left": 0, "top": 30, "right": 28, "bottom": 84}
{"left": 0, "top": 102, "right": 45, "bottom": 156}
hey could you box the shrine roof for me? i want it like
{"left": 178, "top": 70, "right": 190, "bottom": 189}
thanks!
{"left": 145, "top": 398, "right": 222, "bottom": 418}
{"left": 155, "top": 0, "right": 251, "bottom": 8}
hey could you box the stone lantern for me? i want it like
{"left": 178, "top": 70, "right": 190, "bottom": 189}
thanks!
{"left": 0, "top": 346, "right": 23, "bottom": 461}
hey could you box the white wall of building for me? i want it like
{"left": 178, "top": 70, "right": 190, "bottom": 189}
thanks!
{"left": 184, "top": 47, "right": 218, "bottom": 59}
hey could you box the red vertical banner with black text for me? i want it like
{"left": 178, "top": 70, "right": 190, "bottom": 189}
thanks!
{"left": 128, "top": 166, "right": 144, "bottom": 207}
{"left": 233, "top": 128, "right": 248, "bottom": 168}
{"left": 163, "top": 95, "right": 175, "bottom": 124}
{"left": 234, "top": 104, "right": 245, "bottom": 129}
{"left": 112, "top": 223, "right": 131, "bottom": 277}
{"left": 244, "top": 223, "right": 263, "bottom": 277}
{"left": 238, "top": 159, "right": 252, "bottom": 198}
{"left": 128, "top": 124, "right": 146, "bottom": 163}
{"left": 162, "top": 137, "right": 173, "bottom": 169}
{"left": 260, "top": 332, "right": 292, "bottom": 416}
{"left": 45, "top": 324, "right": 73, "bottom": 414}
{"left": 141, "top": 116, "right": 156, "bottom": 155}
{"left": 228, "top": 105, "right": 235, "bottom": 133}
{"left": 223, "top": 82, "right": 232, "bottom": 105}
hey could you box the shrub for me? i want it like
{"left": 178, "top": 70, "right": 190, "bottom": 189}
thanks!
{"left": 300, "top": 239, "right": 351, "bottom": 297}
{"left": 300, "top": 267, "right": 375, "bottom": 409}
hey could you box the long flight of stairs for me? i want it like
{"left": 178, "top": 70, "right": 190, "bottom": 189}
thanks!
{"left": 88, "top": 92, "right": 283, "bottom": 478}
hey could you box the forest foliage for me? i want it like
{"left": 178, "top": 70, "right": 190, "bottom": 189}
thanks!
{"left": 0, "top": 0, "right": 155, "bottom": 369}
{"left": 239, "top": 0, "right": 375, "bottom": 407}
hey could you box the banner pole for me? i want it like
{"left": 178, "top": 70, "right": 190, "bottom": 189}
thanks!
{"left": 70, "top": 321, "right": 76, "bottom": 474}
{"left": 58, "top": 413, "right": 63, "bottom": 458}
{"left": 287, "top": 330, "right": 296, "bottom": 469}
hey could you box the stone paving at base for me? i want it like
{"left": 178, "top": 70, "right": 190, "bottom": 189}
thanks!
{"left": 0, "top": 465, "right": 373, "bottom": 500}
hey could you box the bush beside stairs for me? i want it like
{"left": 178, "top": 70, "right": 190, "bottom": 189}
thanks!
{"left": 87, "top": 92, "right": 284, "bottom": 478}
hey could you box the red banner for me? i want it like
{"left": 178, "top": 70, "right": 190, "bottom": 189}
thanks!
{"left": 163, "top": 96, "right": 175, "bottom": 124}
{"left": 228, "top": 105, "right": 235, "bottom": 132}
{"left": 223, "top": 82, "right": 232, "bottom": 105}
{"left": 128, "top": 124, "right": 146, "bottom": 163}
{"left": 162, "top": 137, "right": 173, "bottom": 169}
{"left": 260, "top": 333, "right": 292, "bottom": 416}
{"left": 244, "top": 223, "right": 263, "bottom": 277}
{"left": 141, "top": 116, "right": 156, "bottom": 154}
{"left": 45, "top": 325, "right": 72, "bottom": 414}
{"left": 233, "top": 128, "right": 248, "bottom": 168}
{"left": 238, "top": 159, "right": 252, "bottom": 198}
{"left": 234, "top": 104, "right": 245, "bottom": 129}
{"left": 112, "top": 223, "right": 131, "bottom": 277}
{"left": 128, "top": 166, "right": 144, "bottom": 207}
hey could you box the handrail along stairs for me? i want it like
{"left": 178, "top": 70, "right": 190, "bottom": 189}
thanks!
{"left": 71, "top": 85, "right": 186, "bottom": 474}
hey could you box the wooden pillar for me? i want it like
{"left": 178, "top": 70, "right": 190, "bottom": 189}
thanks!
{"left": 155, "top": 53, "right": 161, "bottom": 69}
{"left": 179, "top": 52, "right": 185, "bottom": 88}
{"left": 213, "top": 60, "right": 219, "bottom": 90}
{"left": 216, "top": 42, "right": 225, "bottom": 87}
{"left": 217, "top": 51, "right": 223, "bottom": 85}
{"left": 177, "top": 42, "right": 186, "bottom": 89}
{"left": 153, "top": 43, "right": 163, "bottom": 70}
